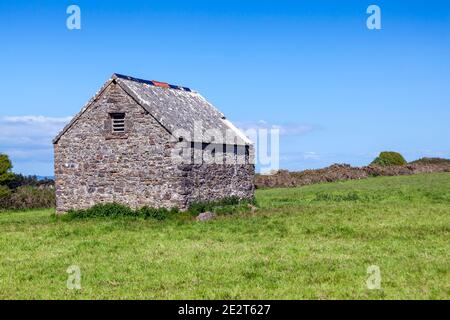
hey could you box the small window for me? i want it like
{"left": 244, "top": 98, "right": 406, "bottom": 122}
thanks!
{"left": 111, "top": 113, "right": 125, "bottom": 133}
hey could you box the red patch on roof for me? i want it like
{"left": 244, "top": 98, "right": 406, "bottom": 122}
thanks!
{"left": 152, "top": 81, "right": 170, "bottom": 88}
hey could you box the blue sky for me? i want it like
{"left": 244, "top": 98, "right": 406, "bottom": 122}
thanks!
{"left": 1, "top": 0, "right": 449, "bottom": 175}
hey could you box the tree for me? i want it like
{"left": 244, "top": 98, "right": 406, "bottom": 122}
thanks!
{"left": 0, "top": 154, "right": 15, "bottom": 185}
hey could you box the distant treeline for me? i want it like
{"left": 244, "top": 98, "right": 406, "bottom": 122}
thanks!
{"left": 6, "top": 173, "right": 54, "bottom": 189}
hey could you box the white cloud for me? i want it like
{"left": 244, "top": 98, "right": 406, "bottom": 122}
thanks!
{"left": 2, "top": 115, "right": 72, "bottom": 124}
{"left": 0, "top": 115, "right": 72, "bottom": 175}
{"left": 235, "top": 120, "right": 315, "bottom": 136}
{"left": 0, "top": 115, "right": 71, "bottom": 147}
{"left": 280, "top": 151, "right": 321, "bottom": 162}
{"left": 302, "top": 151, "right": 320, "bottom": 160}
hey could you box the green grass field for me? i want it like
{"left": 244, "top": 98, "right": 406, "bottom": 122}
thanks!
{"left": 0, "top": 173, "right": 449, "bottom": 299}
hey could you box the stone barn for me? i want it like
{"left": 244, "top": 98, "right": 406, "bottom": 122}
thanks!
{"left": 53, "top": 74, "right": 254, "bottom": 213}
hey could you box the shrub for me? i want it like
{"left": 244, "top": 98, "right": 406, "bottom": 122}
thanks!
{"left": 0, "top": 187, "right": 10, "bottom": 210}
{"left": 0, "top": 186, "right": 55, "bottom": 210}
{"left": 67, "top": 203, "right": 180, "bottom": 220}
{"left": 68, "top": 203, "right": 134, "bottom": 218}
{"left": 138, "top": 206, "right": 178, "bottom": 221}
{"left": 0, "top": 153, "right": 56, "bottom": 211}
{"left": 0, "top": 185, "right": 11, "bottom": 200}
{"left": 187, "top": 202, "right": 213, "bottom": 216}
{"left": 370, "top": 151, "right": 407, "bottom": 167}
{"left": 64, "top": 197, "right": 254, "bottom": 221}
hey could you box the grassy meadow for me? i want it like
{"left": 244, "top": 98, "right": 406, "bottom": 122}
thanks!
{"left": 0, "top": 173, "right": 449, "bottom": 299}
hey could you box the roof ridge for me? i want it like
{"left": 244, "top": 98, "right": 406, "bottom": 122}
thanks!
{"left": 54, "top": 74, "right": 251, "bottom": 146}
{"left": 112, "top": 73, "right": 193, "bottom": 93}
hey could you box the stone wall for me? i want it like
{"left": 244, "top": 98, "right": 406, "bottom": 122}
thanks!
{"left": 54, "top": 82, "right": 254, "bottom": 213}
{"left": 55, "top": 82, "right": 185, "bottom": 212}
{"left": 254, "top": 163, "right": 450, "bottom": 189}
{"left": 179, "top": 145, "right": 255, "bottom": 205}
{"left": 180, "top": 163, "right": 255, "bottom": 206}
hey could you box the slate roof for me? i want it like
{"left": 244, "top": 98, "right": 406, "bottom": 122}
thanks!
{"left": 53, "top": 74, "right": 252, "bottom": 146}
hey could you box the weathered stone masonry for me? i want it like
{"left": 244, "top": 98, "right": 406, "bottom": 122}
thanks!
{"left": 54, "top": 74, "right": 254, "bottom": 213}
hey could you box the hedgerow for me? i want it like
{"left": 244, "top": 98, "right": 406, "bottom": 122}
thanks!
{"left": 0, "top": 186, "right": 55, "bottom": 211}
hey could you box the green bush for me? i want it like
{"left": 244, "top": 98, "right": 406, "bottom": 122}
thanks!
{"left": 65, "top": 196, "right": 254, "bottom": 221}
{"left": 0, "top": 185, "right": 11, "bottom": 199}
{"left": 67, "top": 203, "right": 135, "bottom": 218}
{"left": 0, "top": 154, "right": 15, "bottom": 186}
{"left": 138, "top": 206, "right": 179, "bottom": 221}
{"left": 67, "top": 203, "right": 179, "bottom": 220}
{"left": 370, "top": 151, "right": 407, "bottom": 167}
